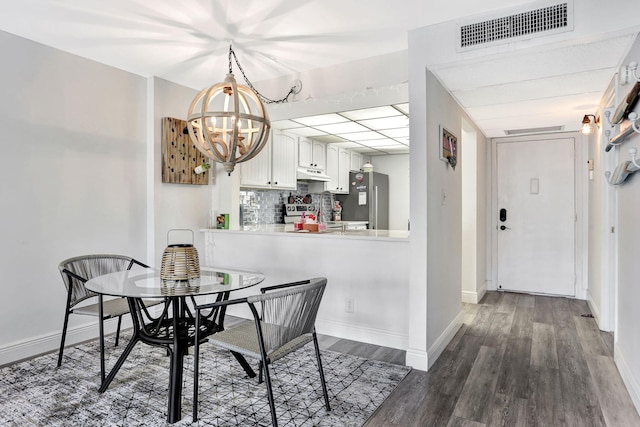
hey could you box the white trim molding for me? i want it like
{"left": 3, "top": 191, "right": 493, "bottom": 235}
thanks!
{"left": 427, "top": 310, "right": 464, "bottom": 368}
{"left": 462, "top": 281, "right": 488, "bottom": 304}
{"left": 615, "top": 343, "right": 640, "bottom": 415}
{"left": 316, "top": 319, "right": 408, "bottom": 351}
{"left": 0, "top": 318, "right": 131, "bottom": 367}
{"left": 406, "top": 348, "right": 429, "bottom": 371}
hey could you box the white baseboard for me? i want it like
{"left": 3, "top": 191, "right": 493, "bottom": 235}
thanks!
{"left": 405, "top": 348, "right": 428, "bottom": 371}
{"left": 427, "top": 310, "right": 464, "bottom": 369}
{"left": 614, "top": 342, "right": 640, "bottom": 415}
{"left": 0, "top": 318, "right": 132, "bottom": 366}
{"left": 315, "top": 318, "right": 408, "bottom": 351}
{"left": 586, "top": 293, "right": 602, "bottom": 329}
{"left": 461, "top": 281, "right": 488, "bottom": 304}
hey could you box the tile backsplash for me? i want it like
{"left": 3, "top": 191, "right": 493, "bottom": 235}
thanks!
{"left": 240, "top": 183, "right": 333, "bottom": 226}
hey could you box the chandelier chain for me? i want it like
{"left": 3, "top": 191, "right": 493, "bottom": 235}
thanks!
{"left": 227, "top": 45, "right": 295, "bottom": 104}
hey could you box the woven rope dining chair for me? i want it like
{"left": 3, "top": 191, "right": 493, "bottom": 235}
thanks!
{"left": 192, "top": 277, "right": 331, "bottom": 426}
{"left": 57, "top": 254, "right": 161, "bottom": 382}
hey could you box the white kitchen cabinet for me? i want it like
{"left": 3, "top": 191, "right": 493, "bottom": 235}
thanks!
{"left": 240, "top": 132, "right": 297, "bottom": 190}
{"left": 271, "top": 132, "right": 298, "bottom": 188}
{"left": 298, "top": 138, "right": 326, "bottom": 170}
{"left": 350, "top": 151, "right": 363, "bottom": 172}
{"left": 325, "top": 145, "right": 350, "bottom": 194}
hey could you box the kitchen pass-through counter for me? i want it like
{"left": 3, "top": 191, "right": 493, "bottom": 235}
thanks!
{"left": 200, "top": 226, "right": 410, "bottom": 352}
{"left": 201, "top": 225, "right": 409, "bottom": 240}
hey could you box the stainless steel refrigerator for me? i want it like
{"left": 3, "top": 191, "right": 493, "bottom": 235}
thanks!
{"left": 336, "top": 171, "right": 389, "bottom": 229}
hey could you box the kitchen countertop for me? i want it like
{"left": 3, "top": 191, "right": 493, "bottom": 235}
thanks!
{"left": 201, "top": 225, "right": 409, "bottom": 241}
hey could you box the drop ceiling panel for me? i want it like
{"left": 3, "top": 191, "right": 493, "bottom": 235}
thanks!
{"left": 271, "top": 120, "right": 305, "bottom": 129}
{"left": 330, "top": 142, "right": 367, "bottom": 149}
{"left": 312, "top": 135, "right": 349, "bottom": 143}
{"left": 393, "top": 103, "right": 410, "bottom": 114}
{"left": 358, "top": 116, "right": 410, "bottom": 130}
{"left": 451, "top": 68, "right": 616, "bottom": 107}
{"left": 466, "top": 92, "right": 601, "bottom": 121}
{"left": 292, "top": 113, "right": 349, "bottom": 126}
{"left": 380, "top": 128, "right": 410, "bottom": 138}
{"left": 433, "top": 35, "right": 635, "bottom": 91}
{"left": 336, "top": 131, "right": 386, "bottom": 141}
{"left": 314, "top": 122, "right": 370, "bottom": 134}
{"left": 285, "top": 127, "right": 329, "bottom": 137}
{"left": 340, "top": 106, "right": 402, "bottom": 120}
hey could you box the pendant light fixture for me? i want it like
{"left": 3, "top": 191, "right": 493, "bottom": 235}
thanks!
{"left": 187, "top": 45, "right": 301, "bottom": 174}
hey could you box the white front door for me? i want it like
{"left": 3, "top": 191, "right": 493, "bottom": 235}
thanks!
{"left": 496, "top": 138, "right": 576, "bottom": 296}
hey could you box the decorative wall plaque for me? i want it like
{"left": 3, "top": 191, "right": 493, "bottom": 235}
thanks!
{"left": 162, "top": 117, "right": 209, "bottom": 184}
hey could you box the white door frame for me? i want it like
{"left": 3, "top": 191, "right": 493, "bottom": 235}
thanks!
{"left": 489, "top": 132, "right": 587, "bottom": 299}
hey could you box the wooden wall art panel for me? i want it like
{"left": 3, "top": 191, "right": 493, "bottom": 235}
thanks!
{"left": 162, "top": 117, "right": 209, "bottom": 185}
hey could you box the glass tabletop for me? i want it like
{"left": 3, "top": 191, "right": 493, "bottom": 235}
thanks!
{"left": 86, "top": 266, "right": 265, "bottom": 298}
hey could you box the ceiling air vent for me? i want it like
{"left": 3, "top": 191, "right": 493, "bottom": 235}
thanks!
{"left": 458, "top": 2, "right": 573, "bottom": 51}
{"left": 504, "top": 125, "right": 564, "bottom": 136}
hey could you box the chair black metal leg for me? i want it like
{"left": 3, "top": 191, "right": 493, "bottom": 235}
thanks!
{"left": 57, "top": 309, "right": 71, "bottom": 367}
{"left": 99, "top": 295, "right": 106, "bottom": 383}
{"left": 114, "top": 315, "right": 122, "bottom": 347}
{"left": 258, "top": 360, "right": 264, "bottom": 384}
{"left": 193, "top": 310, "right": 202, "bottom": 422}
{"left": 261, "top": 360, "right": 278, "bottom": 427}
{"left": 313, "top": 332, "right": 331, "bottom": 411}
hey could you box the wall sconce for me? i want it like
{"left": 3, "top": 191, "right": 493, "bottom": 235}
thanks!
{"left": 581, "top": 114, "right": 600, "bottom": 135}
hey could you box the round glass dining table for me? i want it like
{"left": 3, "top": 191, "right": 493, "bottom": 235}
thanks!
{"left": 86, "top": 265, "right": 264, "bottom": 424}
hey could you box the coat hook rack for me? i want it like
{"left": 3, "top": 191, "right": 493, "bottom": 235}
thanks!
{"left": 628, "top": 112, "right": 640, "bottom": 134}
{"left": 629, "top": 61, "right": 640, "bottom": 83}
{"left": 605, "top": 149, "right": 640, "bottom": 186}
{"left": 629, "top": 147, "right": 640, "bottom": 169}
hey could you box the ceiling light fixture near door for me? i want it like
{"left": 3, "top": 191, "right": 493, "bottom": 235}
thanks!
{"left": 187, "top": 45, "right": 302, "bottom": 174}
{"left": 581, "top": 114, "right": 599, "bottom": 135}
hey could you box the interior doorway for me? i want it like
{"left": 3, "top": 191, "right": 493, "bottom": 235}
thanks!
{"left": 494, "top": 136, "right": 576, "bottom": 296}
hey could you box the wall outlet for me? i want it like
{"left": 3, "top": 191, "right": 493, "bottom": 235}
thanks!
{"left": 345, "top": 298, "right": 355, "bottom": 313}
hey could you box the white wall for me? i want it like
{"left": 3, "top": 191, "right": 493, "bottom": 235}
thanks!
{"left": 0, "top": 30, "right": 148, "bottom": 363}
{"left": 408, "top": 23, "right": 487, "bottom": 368}
{"left": 150, "top": 77, "right": 211, "bottom": 266}
{"left": 461, "top": 124, "right": 480, "bottom": 303}
{"left": 600, "top": 35, "right": 640, "bottom": 413}
{"left": 368, "top": 154, "right": 410, "bottom": 231}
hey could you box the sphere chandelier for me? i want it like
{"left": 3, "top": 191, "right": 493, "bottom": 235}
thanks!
{"left": 187, "top": 45, "right": 301, "bottom": 174}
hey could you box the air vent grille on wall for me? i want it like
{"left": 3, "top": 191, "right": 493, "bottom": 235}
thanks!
{"left": 459, "top": 2, "right": 571, "bottom": 51}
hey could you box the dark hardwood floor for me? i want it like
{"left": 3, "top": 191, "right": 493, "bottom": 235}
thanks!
{"left": 319, "top": 291, "right": 640, "bottom": 427}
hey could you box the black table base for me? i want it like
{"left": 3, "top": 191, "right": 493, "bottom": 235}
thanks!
{"left": 98, "top": 294, "right": 256, "bottom": 424}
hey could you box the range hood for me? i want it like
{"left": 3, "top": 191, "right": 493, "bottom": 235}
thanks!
{"left": 296, "top": 167, "right": 331, "bottom": 182}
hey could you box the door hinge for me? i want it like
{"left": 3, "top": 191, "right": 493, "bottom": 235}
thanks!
{"left": 611, "top": 226, "right": 615, "bottom": 233}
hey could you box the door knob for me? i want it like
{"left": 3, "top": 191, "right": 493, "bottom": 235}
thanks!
{"left": 500, "top": 225, "right": 511, "bottom": 230}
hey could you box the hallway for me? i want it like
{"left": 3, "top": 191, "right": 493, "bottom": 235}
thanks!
{"left": 360, "top": 291, "right": 640, "bottom": 426}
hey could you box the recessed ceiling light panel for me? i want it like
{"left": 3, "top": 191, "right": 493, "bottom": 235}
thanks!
{"left": 340, "top": 106, "right": 402, "bottom": 121}
{"left": 292, "top": 113, "right": 348, "bottom": 126}
{"left": 336, "top": 131, "right": 386, "bottom": 141}
{"left": 359, "top": 116, "right": 409, "bottom": 130}
{"left": 380, "top": 128, "right": 410, "bottom": 138}
{"left": 314, "top": 122, "right": 369, "bottom": 134}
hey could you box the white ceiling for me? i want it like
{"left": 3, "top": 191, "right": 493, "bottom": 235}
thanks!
{"left": 0, "top": 0, "right": 637, "bottom": 146}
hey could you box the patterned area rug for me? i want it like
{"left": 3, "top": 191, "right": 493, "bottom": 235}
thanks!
{"left": 0, "top": 333, "right": 410, "bottom": 426}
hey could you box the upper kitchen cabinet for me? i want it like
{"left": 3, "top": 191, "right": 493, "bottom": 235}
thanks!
{"left": 240, "top": 132, "right": 297, "bottom": 190}
{"left": 325, "top": 145, "right": 350, "bottom": 194}
{"left": 298, "top": 138, "right": 326, "bottom": 170}
{"left": 350, "top": 151, "right": 363, "bottom": 172}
